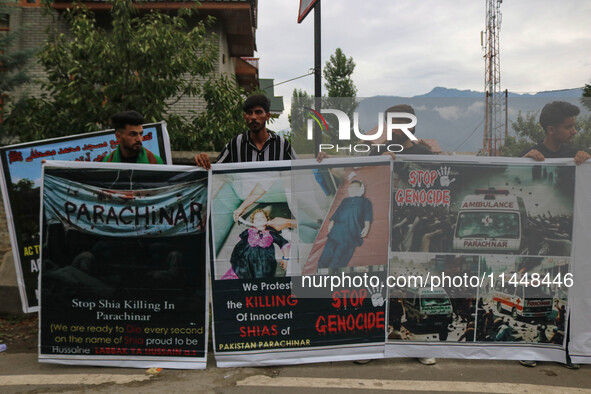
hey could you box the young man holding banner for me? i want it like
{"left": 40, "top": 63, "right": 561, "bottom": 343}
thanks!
{"left": 520, "top": 101, "right": 590, "bottom": 165}
{"left": 194, "top": 94, "right": 297, "bottom": 169}
{"left": 103, "top": 110, "right": 164, "bottom": 164}
{"left": 518, "top": 100, "right": 587, "bottom": 369}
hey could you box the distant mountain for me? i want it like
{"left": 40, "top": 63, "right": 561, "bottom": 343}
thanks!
{"left": 355, "top": 87, "right": 586, "bottom": 153}
{"left": 416, "top": 87, "right": 483, "bottom": 98}
{"left": 415, "top": 86, "right": 583, "bottom": 98}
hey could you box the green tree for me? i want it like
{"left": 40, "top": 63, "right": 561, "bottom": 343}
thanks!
{"left": 501, "top": 110, "right": 591, "bottom": 156}
{"left": 572, "top": 115, "right": 591, "bottom": 152}
{"left": 0, "top": 9, "right": 37, "bottom": 142}
{"left": 1, "top": 0, "right": 245, "bottom": 151}
{"left": 288, "top": 88, "right": 314, "bottom": 154}
{"left": 583, "top": 83, "right": 591, "bottom": 111}
{"left": 323, "top": 48, "right": 357, "bottom": 98}
{"left": 322, "top": 48, "right": 358, "bottom": 145}
{"left": 500, "top": 111, "right": 544, "bottom": 157}
{"left": 189, "top": 75, "right": 246, "bottom": 151}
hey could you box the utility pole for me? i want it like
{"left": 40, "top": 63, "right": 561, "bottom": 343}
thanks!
{"left": 482, "top": 0, "right": 505, "bottom": 156}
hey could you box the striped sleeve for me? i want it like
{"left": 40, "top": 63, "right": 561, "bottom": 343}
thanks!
{"left": 284, "top": 139, "right": 297, "bottom": 160}
{"left": 215, "top": 143, "right": 231, "bottom": 163}
{"left": 278, "top": 136, "right": 296, "bottom": 160}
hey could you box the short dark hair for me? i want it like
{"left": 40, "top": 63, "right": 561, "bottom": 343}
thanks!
{"left": 539, "top": 101, "right": 579, "bottom": 133}
{"left": 385, "top": 104, "right": 415, "bottom": 116}
{"left": 111, "top": 110, "right": 144, "bottom": 131}
{"left": 243, "top": 94, "right": 270, "bottom": 113}
{"left": 385, "top": 104, "right": 416, "bottom": 134}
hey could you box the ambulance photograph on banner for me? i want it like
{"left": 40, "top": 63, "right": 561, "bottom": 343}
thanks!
{"left": 208, "top": 158, "right": 390, "bottom": 367}
{"left": 386, "top": 254, "right": 569, "bottom": 346}
{"left": 390, "top": 158, "right": 575, "bottom": 256}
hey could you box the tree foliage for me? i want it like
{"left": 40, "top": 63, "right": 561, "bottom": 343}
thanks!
{"left": 322, "top": 48, "right": 358, "bottom": 146}
{"left": 1, "top": 0, "right": 246, "bottom": 151}
{"left": 288, "top": 48, "right": 359, "bottom": 152}
{"left": 583, "top": 83, "right": 591, "bottom": 111}
{"left": 188, "top": 75, "right": 246, "bottom": 151}
{"left": 0, "top": 8, "right": 37, "bottom": 140}
{"left": 288, "top": 88, "right": 314, "bottom": 154}
{"left": 501, "top": 110, "right": 591, "bottom": 157}
{"left": 500, "top": 111, "right": 544, "bottom": 157}
{"left": 0, "top": 20, "right": 35, "bottom": 93}
{"left": 323, "top": 48, "right": 357, "bottom": 98}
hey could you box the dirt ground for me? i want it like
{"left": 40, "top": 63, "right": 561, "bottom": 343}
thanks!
{"left": 0, "top": 313, "right": 38, "bottom": 353}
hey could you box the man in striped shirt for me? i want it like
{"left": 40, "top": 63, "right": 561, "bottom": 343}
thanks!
{"left": 195, "top": 94, "right": 297, "bottom": 169}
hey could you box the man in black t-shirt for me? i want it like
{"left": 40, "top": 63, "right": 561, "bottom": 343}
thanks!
{"left": 520, "top": 101, "right": 590, "bottom": 164}
{"left": 518, "top": 101, "right": 587, "bottom": 370}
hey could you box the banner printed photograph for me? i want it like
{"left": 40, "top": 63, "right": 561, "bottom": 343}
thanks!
{"left": 211, "top": 169, "right": 295, "bottom": 280}
{"left": 0, "top": 123, "right": 170, "bottom": 312}
{"left": 387, "top": 157, "right": 575, "bottom": 362}
{"left": 209, "top": 161, "right": 388, "bottom": 366}
{"left": 39, "top": 162, "right": 208, "bottom": 369}
{"left": 298, "top": 160, "right": 391, "bottom": 275}
{"left": 391, "top": 160, "right": 575, "bottom": 256}
{"left": 569, "top": 162, "right": 591, "bottom": 364}
{"left": 387, "top": 254, "right": 569, "bottom": 346}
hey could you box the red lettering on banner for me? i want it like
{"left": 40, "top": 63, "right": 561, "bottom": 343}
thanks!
{"left": 8, "top": 151, "right": 23, "bottom": 164}
{"left": 245, "top": 295, "right": 298, "bottom": 308}
{"left": 395, "top": 189, "right": 451, "bottom": 207}
{"left": 239, "top": 325, "right": 278, "bottom": 337}
{"left": 408, "top": 170, "right": 438, "bottom": 188}
{"left": 331, "top": 289, "right": 367, "bottom": 309}
{"left": 315, "top": 311, "right": 385, "bottom": 335}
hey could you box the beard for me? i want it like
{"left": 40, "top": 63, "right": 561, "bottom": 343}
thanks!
{"left": 389, "top": 132, "right": 410, "bottom": 145}
{"left": 248, "top": 121, "right": 265, "bottom": 133}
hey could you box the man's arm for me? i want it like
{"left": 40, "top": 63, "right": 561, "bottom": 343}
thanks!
{"left": 195, "top": 140, "right": 232, "bottom": 169}
{"left": 522, "top": 149, "right": 545, "bottom": 161}
{"left": 194, "top": 153, "right": 212, "bottom": 170}
{"left": 574, "top": 150, "right": 591, "bottom": 165}
{"left": 360, "top": 221, "right": 371, "bottom": 237}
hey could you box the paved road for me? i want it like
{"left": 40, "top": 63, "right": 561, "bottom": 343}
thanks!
{"left": 1, "top": 350, "right": 590, "bottom": 393}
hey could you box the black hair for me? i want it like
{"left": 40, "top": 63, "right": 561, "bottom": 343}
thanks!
{"left": 539, "top": 101, "right": 579, "bottom": 133}
{"left": 243, "top": 94, "right": 271, "bottom": 113}
{"left": 385, "top": 104, "right": 415, "bottom": 116}
{"left": 384, "top": 104, "right": 416, "bottom": 134}
{"left": 111, "top": 110, "right": 144, "bottom": 131}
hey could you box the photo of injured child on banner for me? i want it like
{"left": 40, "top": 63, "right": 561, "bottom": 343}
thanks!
{"left": 210, "top": 158, "right": 392, "bottom": 279}
{"left": 210, "top": 169, "right": 297, "bottom": 279}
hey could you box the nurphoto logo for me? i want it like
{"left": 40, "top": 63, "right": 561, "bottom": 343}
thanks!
{"left": 305, "top": 107, "right": 418, "bottom": 153}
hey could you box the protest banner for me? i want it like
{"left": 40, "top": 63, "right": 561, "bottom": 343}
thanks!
{"left": 0, "top": 123, "right": 170, "bottom": 312}
{"left": 209, "top": 158, "right": 390, "bottom": 367}
{"left": 385, "top": 156, "right": 575, "bottom": 363}
{"left": 569, "top": 162, "right": 591, "bottom": 364}
{"left": 39, "top": 161, "right": 207, "bottom": 369}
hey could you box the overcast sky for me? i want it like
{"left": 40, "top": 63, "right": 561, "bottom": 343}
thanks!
{"left": 254, "top": 0, "right": 591, "bottom": 131}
